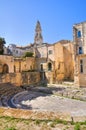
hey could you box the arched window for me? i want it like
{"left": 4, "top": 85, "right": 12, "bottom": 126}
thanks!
{"left": 3, "top": 64, "right": 9, "bottom": 73}
{"left": 77, "top": 30, "right": 81, "bottom": 38}
{"left": 79, "top": 47, "right": 83, "bottom": 54}
{"left": 48, "top": 63, "right": 52, "bottom": 71}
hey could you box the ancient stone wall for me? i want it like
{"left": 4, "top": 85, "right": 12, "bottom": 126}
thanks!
{"left": 53, "top": 42, "right": 74, "bottom": 82}
{"left": 14, "top": 57, "right": 37, "bottom": 73}
{"left": 0, "top": 55, "right": 14, "bottom": 73}
{"left": 21, "top": 57, "right": 36, "bottom": 71}
{"left": 36, "top": 58, "right": 47, "bottom": 71}
{"left": 74, "top": 55, "right": 86, "bottom": 87}
{"left": 54, "top": 43, "right": 65, "bottom": 81}
{"left": 0, "top": 107, "right": 71, "bottom": 121}
{"left": 79, "top": 74, "right": 86, "bottom": 87}
{"left": 0, "top": 72, "right": 40, "bottom": 86}
{"left": 63, "top": 47, "right": 74, "bottom": 80}
{"left": 45, "top": 71, "right": 54, "bottom": 84}
{"left": 0, "top": 107, "right": 85, "bottom": 122}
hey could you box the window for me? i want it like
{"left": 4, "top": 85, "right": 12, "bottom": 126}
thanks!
{"left": 48, "top": 63, "right": 52, "bottom": 71}
{"left": 40, "top": 64, "right": 43, "bottom": 71}
{"left": 3, "top": 64, "right": 9, "bottom": 73}
{"left": 80, "top": 60, "right": 83, "bottom": 73}
{"left": 16, "top": 50, "right": 18, "bottom": 54}
{"left": 79, "top": 47, "right": 83, "bottom": 54}
{"left": 77, "top": 30, "right": 81, "bottom": 38}
{"left": 48, "top": 50, "right": 52, "bottom": 54}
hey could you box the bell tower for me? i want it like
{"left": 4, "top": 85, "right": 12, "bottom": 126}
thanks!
{"left": 34, "top": 21, "right": 43, "bottom": 45}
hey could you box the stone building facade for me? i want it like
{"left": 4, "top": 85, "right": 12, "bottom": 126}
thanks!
{"left": 0, "top": 21, "right": 75, "bottom": 86}
{"left": 73, "top": 21, "right": 86, "bottom": 87}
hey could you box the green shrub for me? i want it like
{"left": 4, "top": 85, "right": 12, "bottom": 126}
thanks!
{"left": 74, "top": 123, "right": 80, "bottom": 130}
{"left": 23, "top": 52, "right": 33, "bottom": 57}
{"left": 35, "top": 119, "right": 41, "bottom": 125}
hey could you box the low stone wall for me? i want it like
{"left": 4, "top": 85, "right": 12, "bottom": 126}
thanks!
{"left": 79, "top": 74, "right": 86, "bottom": 87}
{"left": 0, "top": 72, "right": 40, "bottom": 86}
{"left": 0, "top": 107, "right": 85, "bottom": 122}
{"left": 0, "top": 107, "right": 71, "bottom": 121}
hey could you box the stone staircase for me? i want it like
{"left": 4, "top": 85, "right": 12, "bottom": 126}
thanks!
{"left": 0, "top": 83, "right": 24, "bottom": 107}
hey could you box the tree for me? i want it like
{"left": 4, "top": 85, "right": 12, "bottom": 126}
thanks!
{"left": 23, "top": 52, "right": 33, "bottom": 57}
{"left": 0, "top": 37, "right": 6, "bottom": 55}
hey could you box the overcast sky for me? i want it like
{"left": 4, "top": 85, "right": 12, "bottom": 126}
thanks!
{"left": 0, "top": 0, "right": 86, "bottom": 46}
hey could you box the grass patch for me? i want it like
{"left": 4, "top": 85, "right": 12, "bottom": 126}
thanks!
{"left": 5, "top": 127, "right": 16, "bottom": 130}
{"left": 79, "top": 121, "right": 86, "bottom": 125}
{"left": 0, "top": 116, "right": 86, "bottom": 130}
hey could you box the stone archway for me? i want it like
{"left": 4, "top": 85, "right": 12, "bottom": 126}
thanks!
{"left": 3, "top": 64, "right": 9, "bottom": 73}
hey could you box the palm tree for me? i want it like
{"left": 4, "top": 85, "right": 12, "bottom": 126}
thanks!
{"left": 0, "top": 37, "right": 6, "bottom": 54}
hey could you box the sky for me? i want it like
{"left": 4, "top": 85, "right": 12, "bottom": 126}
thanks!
{"left": 0, "top": 0, "right": 86, "bottom": 46}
